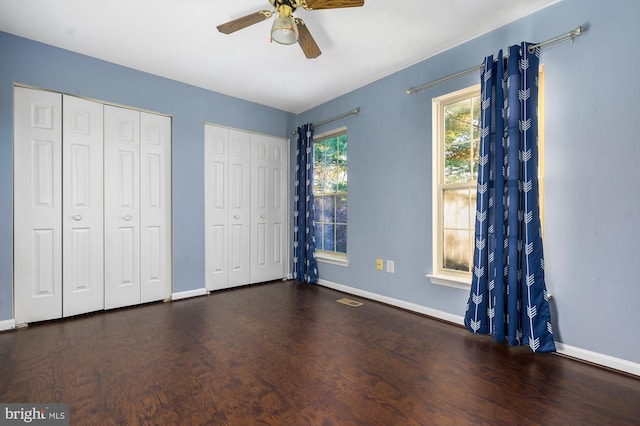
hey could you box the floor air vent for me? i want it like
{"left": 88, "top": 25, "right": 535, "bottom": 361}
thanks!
{"left": 336, "top": 298, "right": 363, "bottom": 307}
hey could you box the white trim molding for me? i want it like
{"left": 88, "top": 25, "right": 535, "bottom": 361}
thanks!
{"left": 555, "top": 342, "right": 640, "bottom": 377}
{"left": 317, "top": 279, "right": 640, "bottom": 378}
{"left": 171, "top": 288, "right": 207, "bottom": 301}
{"left": 0, "top": 319, "right": 16, "bottom": 332}
{"left": 426, "top": 273, "right": 470, "bottom": 291}
{"left": 318, "top": 279, "right": 465, "bottom": 326}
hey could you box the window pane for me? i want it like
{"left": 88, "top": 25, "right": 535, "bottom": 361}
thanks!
{"left": 336, "top": 135, "right": 348, "bottom": 192}
{"left": 443, "top": 189, "right": 470, "bottom": 228}
{"left": 444, "top": 142, "right": 471, "bottom": 184}
{"left": 445, "top": 99, "right": 472, "bottom": 144}
{"left": 336, "top": 224, "right": 347, "bottom": 253}
{"left": 313, "top": 196, "right": 322, "bottom": 223}
{"left": 336, "top": 195, "right": 347, "bottom": 223}
{"left": 325, "top": 137, "right": 337, "bottom": 159}
{"left": 444, "top": 97, "right": 476, "bottom": 185}
{"left": 314, "top": 142, "right": 325, "bottom": 193}
{"left": 314, "top": 225, "right": 323, "bottom": 251}
{"left": 470, "top": 192, "right": 477, "bottom": 226}
{"left": 323, "top": 138, "right": 337, "bottom": 193}
{"left": 471, "top": 96, "right": 481, "bottom": 141}
{"left": 321, "top": 195, "right": 335, "bottom": 223}
{"left": 472, "top": 137, "right": 480, "bottom": 180}
{"left": 322, "top": 224, "right": 335, "bottom": 252}
{"left": 443, "top": 229, "right": 471, "bottom": 272}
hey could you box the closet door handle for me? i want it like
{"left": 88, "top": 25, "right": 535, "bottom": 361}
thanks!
{"left": 233, "top": 215, "right": 240, "bottom": 220}
{"left": 123, "top": 215, "right": 132, "bottom": 221}
{"left": 72, "top": 215, "right": 82, "bottom": 221}
{"left": 260, "top": 214, "right": 266, "bottom": 219}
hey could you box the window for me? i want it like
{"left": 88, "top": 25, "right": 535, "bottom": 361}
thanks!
{"left": 430, "top": 69, "right": 544, "bottom": 289}
{"left": 313, "top": 128, "right": 348, "bottom": 266}
{"left": 431, "top": 86, "right": 481, "bottom": 288}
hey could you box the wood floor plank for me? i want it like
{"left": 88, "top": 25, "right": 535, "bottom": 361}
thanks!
{"left": 0, "top": 280, "right": 638, "bottom": 425}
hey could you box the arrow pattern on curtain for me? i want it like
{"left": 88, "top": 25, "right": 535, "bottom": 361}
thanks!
{"left": 293, "top": 123, "right": 319, "bottom": 284}
{"left": 464, "top": 43, "right": 555, "bottom": 353}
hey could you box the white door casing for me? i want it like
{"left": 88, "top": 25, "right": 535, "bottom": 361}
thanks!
{"left": 14, "top": 87, "right": 63, "bottom": 324}
{"left": 104, "top": 105, "right": 141, "bottom": 309}
{"left": 62, "top": 95, "right": 104, "bottom": 317}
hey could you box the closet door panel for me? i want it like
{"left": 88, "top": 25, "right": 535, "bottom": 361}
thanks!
{"left": 14, "top": 87, "right": 63, "bottom": 324}
{"left": 269, "top": 137, "right": 287, "bottom": 280}
{"left": 204, "top": 125, "right": 230, "bottom": 290}
{"left": 228, "top": 130, "right": 251, "bottom": 286}
{"left": 62, "top": 95, "right": 104, "bottom": 317}
{"left": 251, "top": 134, "right": 271, "bottom": 283}
{"left": 140, "top": 112, "right": 172, "bottom": 302}
{"left": 104, "top": 105, "right": 141, "bottom": 309}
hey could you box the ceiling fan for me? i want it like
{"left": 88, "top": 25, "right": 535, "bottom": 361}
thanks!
{"left": 216, "top": 0, "right": 365, "bottom": 59}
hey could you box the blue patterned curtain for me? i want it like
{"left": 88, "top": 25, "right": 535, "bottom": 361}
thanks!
{"left": 293, "top": 124, "right": 319, "bottom": 283}
{"left": 464, "top": 43, "right": 556, "bottom": 352}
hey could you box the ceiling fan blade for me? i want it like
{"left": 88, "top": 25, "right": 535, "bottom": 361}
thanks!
{"left": 301, "top": 0, "right": 364, "bottom": 10}
{"left": 217, "top": 10, "right": 271, "bottom": 34}
{"left": 295, "top": 19, "right": 322, "bottom": 59}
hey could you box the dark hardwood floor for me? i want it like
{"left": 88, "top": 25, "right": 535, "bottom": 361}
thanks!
{"left": 0, "top": 281, "right": 638, "bottom": 425}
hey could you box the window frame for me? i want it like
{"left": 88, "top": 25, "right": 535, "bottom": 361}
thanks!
{"left": 429, "top": 85, "right": 481, "bottom": 290}
{"left": 428, "top": 67, "right": 545, "bottom": 290}
{"left": 313, "top": 127, "right": 349, "bottom": 267}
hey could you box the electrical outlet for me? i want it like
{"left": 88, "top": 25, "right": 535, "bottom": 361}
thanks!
{"left": 376, "top": 258, "right": 383, "bottom": 271}
{"left": 386, "top": 260, "right": 395, "bottom": 273}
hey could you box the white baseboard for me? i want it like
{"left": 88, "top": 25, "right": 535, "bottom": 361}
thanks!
{"left": 318, "top": 279, "right": 465, "bottom": 326}
{"left": 171, "top": 287, "right": 207, "bottom": 301}
{"left": 555, "top": 342, "right": 640, "bottom": 377}
{"left": 0, "top": 319, "right": 16, "bottom": 332}
{"left": 317, "top": 279, "right": 640, "bottom": 377}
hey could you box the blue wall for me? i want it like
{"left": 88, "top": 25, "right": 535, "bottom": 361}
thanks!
{"left": 295, "top": 0, "right": 640, "bottom": 365}
{"left": 2, "top": 0, "right": 639, "bottom": 367}
{"left": 0, "top": 32, "right": 292, "bottom": 320}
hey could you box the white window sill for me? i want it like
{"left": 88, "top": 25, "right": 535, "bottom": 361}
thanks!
{"left": 426, "top": 273, "right": 471, "bottom": 290}
{"left": 315, "top": 252, "right": 349, "bottom": 267}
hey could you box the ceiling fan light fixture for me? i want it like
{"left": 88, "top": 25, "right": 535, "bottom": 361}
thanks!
{"left": 271, "top": 14, "right": 298, "bottom": 45}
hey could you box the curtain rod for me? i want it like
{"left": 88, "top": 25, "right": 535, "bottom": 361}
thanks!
{"left": 405, "top": 25, "right": 585, "bottom": 95}
{"left": 292, "top": 107, "right": 360, "bottom": 135}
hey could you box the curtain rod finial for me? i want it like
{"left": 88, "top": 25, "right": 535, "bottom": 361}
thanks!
{"left": 571, "top": 25, "right": 585, "bottom": 41}
{"left": 574, "top": 26, "right": 584, "bottom": 35}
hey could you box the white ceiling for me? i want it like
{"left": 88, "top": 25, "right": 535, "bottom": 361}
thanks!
{"left": 0, "top": 0, "right": 558, "bottom": 113}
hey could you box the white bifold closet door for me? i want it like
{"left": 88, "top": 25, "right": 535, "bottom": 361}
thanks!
{"left": 62, "top": 95, "right": 105, "bottom": 317}
{"left": 250, "top": 134, "right": 287, "bottom": 283}
{"left": 14, "top": 89, "right": 105, "bottom": 323}
{"left": 104, "top": 105, "right": 141, "bottom": 309}
{"left": 104, "top": 105, "right": 172, "bottom": 309}
{"left": 139, "top": 111, "right": 172, "bottom": 303}
{"left": 204, "top": 124, "right": 288, "bottom": 292}
{"left": 14, "top": 87, "right": 171, "bottom": 324}
{"left": 204, "top": 125, "right": 252, "bottom": 291}
{"left": 14, "top": 88, "right": 64, "bottom": 323}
